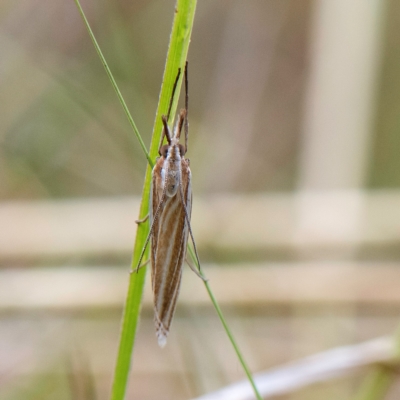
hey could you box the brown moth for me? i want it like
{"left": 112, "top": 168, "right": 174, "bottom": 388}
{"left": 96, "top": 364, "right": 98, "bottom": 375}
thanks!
{"left": 136, "top": 63, "right": 203, "bottom": 347}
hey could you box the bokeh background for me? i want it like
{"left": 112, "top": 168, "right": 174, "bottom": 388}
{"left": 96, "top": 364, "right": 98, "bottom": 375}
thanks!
{"left": 2, "top": 0, "right": 400, "bottom": 399}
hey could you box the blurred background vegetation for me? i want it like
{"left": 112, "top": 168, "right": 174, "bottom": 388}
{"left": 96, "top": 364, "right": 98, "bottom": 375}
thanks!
{"left": 1, "top": 0, "right": 310, "bottom": 200}
{"left": 2, "top": 0, "right": 400, "bottom": 399}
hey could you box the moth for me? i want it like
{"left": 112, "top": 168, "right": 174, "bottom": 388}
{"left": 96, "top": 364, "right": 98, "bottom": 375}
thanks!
{"left": 136, "top": 63, "right": 204, "bottom": 347}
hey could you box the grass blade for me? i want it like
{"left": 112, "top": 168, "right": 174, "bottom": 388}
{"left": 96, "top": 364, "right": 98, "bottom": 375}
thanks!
{"left": 108, "top": 1, "right": 197, "bottom": 399}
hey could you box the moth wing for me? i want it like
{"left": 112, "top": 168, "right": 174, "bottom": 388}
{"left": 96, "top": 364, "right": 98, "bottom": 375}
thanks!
{"left": 150, "top": 160, "right": 164, "bottom": 291}
{"left": 185, "top": 165, "right": 192, "bottom": 220}
{"left": 153, "top": 160, "right": 192, "bottom": 347}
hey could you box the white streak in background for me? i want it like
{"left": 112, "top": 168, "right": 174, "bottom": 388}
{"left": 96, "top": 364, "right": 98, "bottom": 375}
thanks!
{"left": 295, "top": 1, "right": 385, "bottom": 254}
{"left": 298, "top": 0, "right": 385, "bottom": 190}
{"left": 192, "top": 336, "right": 394, "bottom": 400}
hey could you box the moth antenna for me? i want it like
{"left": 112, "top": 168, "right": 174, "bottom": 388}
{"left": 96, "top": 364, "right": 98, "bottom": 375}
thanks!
{"left": 158, "top": 127, "right": 166, "bottom": 156}
{"left": 167, "top": 67, "right": 182, "bottom": 122}
{"left": 158, "top": 116, "right": 171, "bottom": 155}
{"left": 134, "top": 166, "right": 169, "bottom": 272}
{"left": 184, "top": 62, "right": 189, "bottom": 153}
{"left": 161, "top": 115, "right": 172, "bottom": 144}
{"left": 175, "top": 109, "right": 186, "bottom": 140}
{"left": 158, "top": 67, "right": 182, "bottom": 154}
{"left": 178, "top": 174, "right": 204, "bottom": 278}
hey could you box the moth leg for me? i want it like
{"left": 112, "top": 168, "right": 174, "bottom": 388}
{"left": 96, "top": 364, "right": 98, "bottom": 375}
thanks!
{"left": 130, "top": 258, "right": 150, "bottom": 274}
{"left": 178, "top": 178, "right": 203, "bottom": 274}
{"left": 185, "top": 256, "right": 208, "bottom": 282}
{"left": 135, "top": 214, "right": 149, "bottom": 224}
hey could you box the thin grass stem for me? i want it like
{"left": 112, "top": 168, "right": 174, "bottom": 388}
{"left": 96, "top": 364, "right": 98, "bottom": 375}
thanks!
{"left": 187, "top": 247, "right": 262, "bottom": 400}
{"left": 73, "top": 0, "right": 152, "bottom": 167}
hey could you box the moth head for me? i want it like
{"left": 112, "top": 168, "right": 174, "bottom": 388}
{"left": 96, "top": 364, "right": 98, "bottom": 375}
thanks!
{"left": 178, "top": 144, "right": 185, "bottom": 156}
{"left": 159, "top": 104, "right": 188, "bottom": 163}
{"left": 159, "top": 143, "right": 186, "bottom": 159}
{"left": 160, "top": 144, "right": 169, "bottom": 158}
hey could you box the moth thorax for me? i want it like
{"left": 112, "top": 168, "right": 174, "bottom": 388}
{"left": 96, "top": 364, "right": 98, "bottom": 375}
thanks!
{"left": 165, "top": 169, "right": 180, "bottom": 197}
{"left": 161, "top": 145, "right": 181, "bottom": 197}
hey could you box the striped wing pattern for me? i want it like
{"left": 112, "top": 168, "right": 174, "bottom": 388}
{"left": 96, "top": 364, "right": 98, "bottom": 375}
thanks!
{"left": 150, "top": 158, "right": 192, "bottom": 347}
